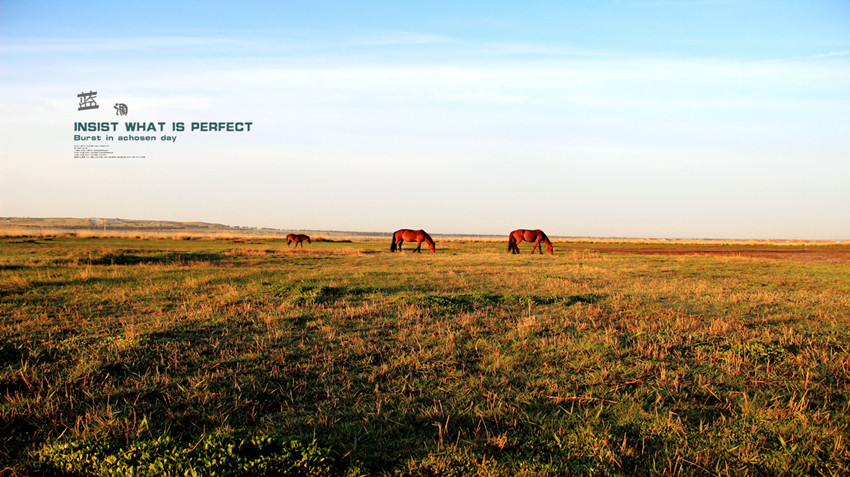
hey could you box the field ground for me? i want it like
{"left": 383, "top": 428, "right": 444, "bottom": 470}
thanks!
{"left": 1, "top": 234, "right": 848, "bottom": 475}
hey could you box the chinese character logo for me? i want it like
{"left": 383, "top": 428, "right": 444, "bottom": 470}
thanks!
{"left": 114, "top": 103, "right": 128, "bottom": 116}
{"left": 77, "top": 91, "right": 99, "bottom": 111}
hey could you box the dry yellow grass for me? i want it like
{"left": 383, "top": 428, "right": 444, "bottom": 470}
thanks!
{"left": 1, "top": 235, "right": 849, "bottom": 475}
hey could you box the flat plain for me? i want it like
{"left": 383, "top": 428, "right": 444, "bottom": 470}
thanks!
{"left": 1, "top": 234, "right": 848, "bottom": 476}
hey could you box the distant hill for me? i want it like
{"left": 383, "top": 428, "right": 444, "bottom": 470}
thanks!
{"left": 0, "top": 217, "right": 392, "bottom": 240}
{"left": 1, "top": 217, "right": 239, "bottom": 231}
{"left": 0, "top": 217, "right": 504, "bottom": 240}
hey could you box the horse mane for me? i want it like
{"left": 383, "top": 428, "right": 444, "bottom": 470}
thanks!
{"left": 540, "top": 230, "right": 554, "bottom": 254}
{"left": 421, "top": 230, "right": 436, "bottom": 252}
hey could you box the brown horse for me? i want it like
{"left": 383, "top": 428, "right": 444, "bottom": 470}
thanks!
{"left": 286, "top": 233, "right": 311, "bottom": 248}
{"left": 390, "top": 229, "right": 436, "bottom": 253}
{"left": 508, "top": 229, "right": 554, "bottom": 255}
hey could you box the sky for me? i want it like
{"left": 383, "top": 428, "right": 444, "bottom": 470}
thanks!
{"left": 1, "top": 1, "right": 849, "bottom": 239}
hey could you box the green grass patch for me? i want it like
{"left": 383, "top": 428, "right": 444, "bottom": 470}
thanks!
{"left": 36, "top": 434, "right": 350, "bottom": 476}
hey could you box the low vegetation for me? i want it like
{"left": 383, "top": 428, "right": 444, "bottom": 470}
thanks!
{"left": 1, "top": 235, "right": 848, "bottom": 475}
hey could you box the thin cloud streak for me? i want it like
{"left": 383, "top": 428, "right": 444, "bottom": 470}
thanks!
{"left": 348, "top": 31, "right": 454, "bottom": 46}
{"left": 0, "top": 36, "right": 250, "bottom": 53}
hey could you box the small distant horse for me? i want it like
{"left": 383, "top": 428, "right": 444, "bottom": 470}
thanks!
{"left": 390, "top": 229, "right": 436, "bottom": 253}
{"left": 286, "top": 234, "right": 311, "bottom": 248}
{"left": 508, "top": 229, "right": 554, "bottom": 255}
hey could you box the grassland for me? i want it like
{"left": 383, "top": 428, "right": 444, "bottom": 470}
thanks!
{"left": 1, "top": 233, "right": 848, "bottom": 476}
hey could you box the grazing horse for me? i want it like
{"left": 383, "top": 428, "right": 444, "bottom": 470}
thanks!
{"left": 286, "top": 233, "right": 311, "bottom": 248}
{"left": 390, "top": 229, "right": 436, "bottom": 253}
{"left": 508, "top": 229, "right": 554, "bottom": 255}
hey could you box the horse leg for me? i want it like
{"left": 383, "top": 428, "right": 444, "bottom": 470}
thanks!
{"left": 414, "top": 240, "right": 422, "bottom": 252}
{"left": 398, "top": 239, "right": 404, "bottom": 251}
{"left": 532, "top": 237, "right": 542, "bottom": 254}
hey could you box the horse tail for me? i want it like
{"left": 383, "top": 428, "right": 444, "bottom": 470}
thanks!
{"left": 390, "top": 230, "right": 398, "bottom": 252}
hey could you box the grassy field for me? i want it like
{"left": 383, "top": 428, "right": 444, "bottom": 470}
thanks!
{"left": 1, "top": 234, "right": 848, "bottom": 476}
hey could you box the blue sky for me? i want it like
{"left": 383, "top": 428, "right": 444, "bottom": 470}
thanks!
{"left": 1, "top": 1, "right": 849, "bottom": 239}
